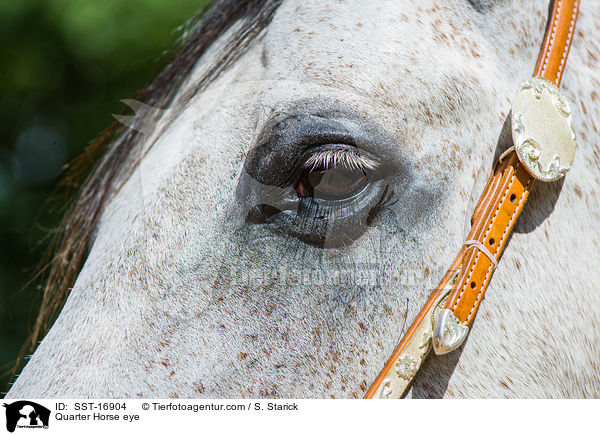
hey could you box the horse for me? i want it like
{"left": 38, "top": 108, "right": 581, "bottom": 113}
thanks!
{"left": 6, "top": 0, "right": 600, "bottom": 399}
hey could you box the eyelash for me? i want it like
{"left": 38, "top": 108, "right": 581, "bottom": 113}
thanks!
{"left": 303, "top": 148, "right": 379, "bottom": 172}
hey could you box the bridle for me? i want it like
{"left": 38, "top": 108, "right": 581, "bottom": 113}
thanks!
{"left": 365, "top": 0, "right": 581, "bottom": 399}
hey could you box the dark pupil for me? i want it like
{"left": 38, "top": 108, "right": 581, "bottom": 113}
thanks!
{"left": 303, "top": 165, "right": 368, "bottom": 200}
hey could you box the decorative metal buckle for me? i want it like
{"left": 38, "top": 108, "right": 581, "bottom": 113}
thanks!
{"left": 511, "top": 77, "right": 577, "bottom": 182}
{"left": 432, "top": 309, "right": 469, "bottom": 355}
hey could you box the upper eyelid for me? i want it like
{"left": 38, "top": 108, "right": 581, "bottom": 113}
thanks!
{"left": 243, "top": 110, "right": 406, "bottom": 190}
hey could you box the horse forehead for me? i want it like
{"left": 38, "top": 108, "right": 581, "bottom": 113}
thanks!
{"left": 264, "top": 1, "right": 544, "bottom": 82}
{"left": 267, "top": 1, "right": 483, "bottom": 72}
{"left": 259, "top": 0, "right": 531, "bottom": 118}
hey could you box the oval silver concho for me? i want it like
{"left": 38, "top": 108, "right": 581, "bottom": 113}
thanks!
{"left": 511, "top": 77, "right": 577, "bottom": 182}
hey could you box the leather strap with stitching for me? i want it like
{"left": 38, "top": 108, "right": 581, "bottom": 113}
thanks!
{"left": 447, "top": 0, "right": 579, "bottom": 328}
{"left": 365, "top": 0, "right": 580, "bottom": 399}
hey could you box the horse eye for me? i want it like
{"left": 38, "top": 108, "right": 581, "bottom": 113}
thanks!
{"left": 296, "top": 165, "right": 369, "bottom": 200}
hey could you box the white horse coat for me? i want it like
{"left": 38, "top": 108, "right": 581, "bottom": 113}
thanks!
{"left": 8, "top": 0, "right": 600, "bottom": 398}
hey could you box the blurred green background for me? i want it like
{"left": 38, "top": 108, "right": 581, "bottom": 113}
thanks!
{"left": 0, "top": 0, "right": 211, "bottom": 394}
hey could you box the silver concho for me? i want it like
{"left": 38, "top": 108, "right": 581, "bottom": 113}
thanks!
{"left": 511, "top": 77, "right": 577, "bottom": 182}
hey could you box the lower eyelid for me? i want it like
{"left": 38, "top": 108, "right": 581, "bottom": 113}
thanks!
{"left": 285, "top": 179, "right": 389, "bottom": 224}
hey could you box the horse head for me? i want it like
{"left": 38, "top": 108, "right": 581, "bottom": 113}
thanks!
{"left": 7, "top": 0, "right": 600, "bottom": 398}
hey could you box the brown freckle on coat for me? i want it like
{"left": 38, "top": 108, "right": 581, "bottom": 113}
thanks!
{"left": 393, "top": 276, "right": 399, "bottom": 281}
{"left": 325, "top": 381, "right": 332, "bottom": 390}
{"left": 424, "top": 266, "right": 430, "bottom": 277}
{"left": 331, "top": 351, "right": 340, "bottom": 363}
{"left": 360, "top": 380, "right": 368, "bottom": 391}
{"left": 169, "top": 393, "right": 179, "bottom": 398}
{"left": 136, "top": 393, "right": 143, "bottom": 398}
{"left": 424, "top": 108, "right": 434, "bottom": 121}
{"left": 293, "top": 27, "right": 301, "bottom": 32}
{"left": 161, "top": 360, "right": 169, "bottom": 368}
{"left": 500, "top": 380, "right": 510, "bottom": 389}
{"left": 259, "top": 385, "right": 279, "bottom": 398}
{"left": 358, "top": 322, "right": 367, "bottom": 332}
{"left": 360, "top": 358, "right": 366, "bottom": 366}
{"left": 194, "top": 382, "right": 205, "bottom": 394}
{"left": 169, "top": 370, "right": 175, "bottom": 377}
{"left": 239, "top": 352, "right": 248, "bottom": 360}
{"left": 356, "top": 22, "right": 363, "bottom": 28}
{"left": 574, "top": 185, "right": 583, "bottom": 198}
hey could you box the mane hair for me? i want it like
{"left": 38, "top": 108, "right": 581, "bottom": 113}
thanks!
{"left": 12, "top": 0, "right": 282, "bottom": 382}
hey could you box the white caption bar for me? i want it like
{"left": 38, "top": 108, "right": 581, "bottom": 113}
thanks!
{"left": 0, "top": 399, "right": 596, "bottom": 435}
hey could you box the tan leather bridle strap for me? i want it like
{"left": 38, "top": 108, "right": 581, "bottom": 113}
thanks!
{"left": 444, "top": 0, "right": 579, "bottom": 328}
{"left": 365, "top": 0, "right": 580, "bottom": 399}
{"left": 535, "top": 0, "right": 580, "bottom": 85}
{"left": 444, "top": 153, "right": 533, "bottom": 325}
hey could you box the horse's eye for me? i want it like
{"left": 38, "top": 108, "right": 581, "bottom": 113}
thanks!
{"left": 296, "top": 165, "right": 369, "bottom": 200}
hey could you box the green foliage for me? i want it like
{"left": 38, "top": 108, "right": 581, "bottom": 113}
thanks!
{"left": 0, "top": 0, "right": 211, "bottom": 395}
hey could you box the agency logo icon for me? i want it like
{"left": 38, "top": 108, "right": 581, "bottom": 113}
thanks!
{"left": 3, "top": 401, "right": 50, "bottom": 433}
